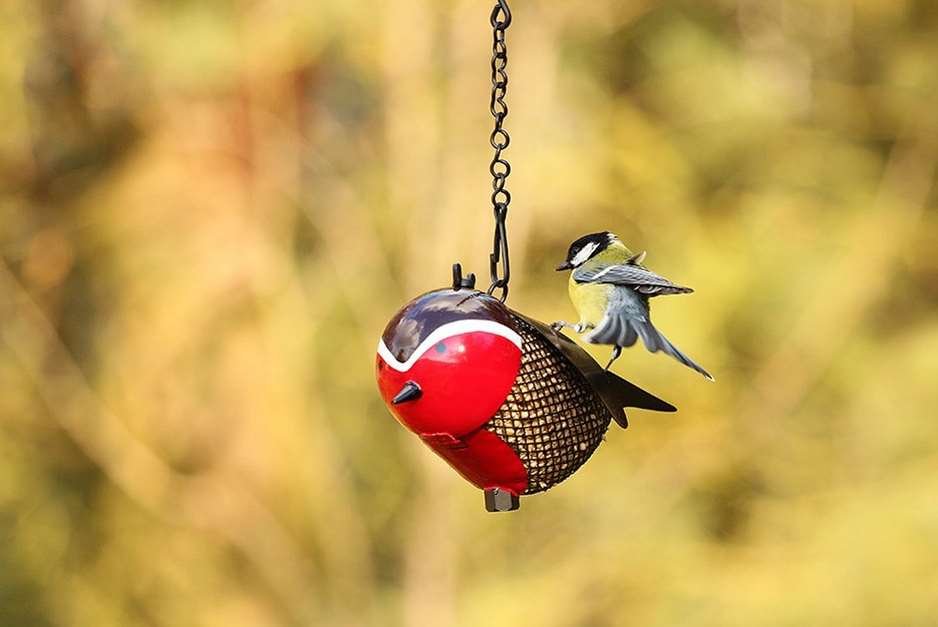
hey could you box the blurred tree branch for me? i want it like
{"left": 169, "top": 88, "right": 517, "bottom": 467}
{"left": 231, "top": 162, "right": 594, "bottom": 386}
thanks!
{"left": 0, "top": 262, "right": 319, "bottom": 624}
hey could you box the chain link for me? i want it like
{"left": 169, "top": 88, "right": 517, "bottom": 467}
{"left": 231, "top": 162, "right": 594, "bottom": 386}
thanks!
{"left": 487, "top": 0, "right": 512, "bottom": 301}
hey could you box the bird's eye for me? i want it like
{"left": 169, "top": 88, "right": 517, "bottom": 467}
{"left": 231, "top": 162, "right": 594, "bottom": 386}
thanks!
{"left": 435, "top": 342, "right": 446, "bottom": 354}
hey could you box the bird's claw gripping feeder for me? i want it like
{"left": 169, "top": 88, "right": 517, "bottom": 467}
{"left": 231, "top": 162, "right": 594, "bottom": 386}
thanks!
{"left": 375, "top": 0, "right": 677, "bottom": 512}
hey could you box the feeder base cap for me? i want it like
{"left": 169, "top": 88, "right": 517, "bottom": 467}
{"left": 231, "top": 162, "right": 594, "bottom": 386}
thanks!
{"left": 484, "top": 488, "right": 520, "bottom": 512}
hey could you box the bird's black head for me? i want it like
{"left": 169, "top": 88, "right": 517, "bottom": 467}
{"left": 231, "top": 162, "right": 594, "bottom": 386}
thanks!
{"left": 556, "top": 231, "right": 616, "bottom": 271}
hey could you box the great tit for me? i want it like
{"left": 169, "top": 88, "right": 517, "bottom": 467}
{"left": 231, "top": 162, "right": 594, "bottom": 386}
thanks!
{"left": 553, "top": 231, "right": 713, "bottom": 380}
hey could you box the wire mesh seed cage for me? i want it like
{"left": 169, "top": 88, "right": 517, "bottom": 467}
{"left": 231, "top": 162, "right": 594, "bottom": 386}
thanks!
{"left": 485, "top": 314, "right": 611, "bottom": 494}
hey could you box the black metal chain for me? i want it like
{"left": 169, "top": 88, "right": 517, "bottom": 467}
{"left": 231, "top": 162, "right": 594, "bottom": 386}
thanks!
{"left": 487, "top": 0, "right": 512, "bottom": 302}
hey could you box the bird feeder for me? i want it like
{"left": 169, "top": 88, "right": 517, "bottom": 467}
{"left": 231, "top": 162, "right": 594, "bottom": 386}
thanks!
{"left": 374, "top": 1, "right": 676, "bottom": 511}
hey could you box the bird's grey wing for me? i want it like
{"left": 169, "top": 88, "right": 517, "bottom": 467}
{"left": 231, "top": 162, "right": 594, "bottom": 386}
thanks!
{"left": 573, "top": 264, "right": 693, "bottom": 296}
{"left": 586, "top": 288, "right": 714, "bottom": 380}
{"left": 585, "top": 288, "right": 645, "bottom": 347}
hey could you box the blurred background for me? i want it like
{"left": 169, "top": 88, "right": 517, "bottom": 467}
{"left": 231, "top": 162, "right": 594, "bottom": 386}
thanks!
{"left": 2, "top": 0, "right": 937, "bottom": 625}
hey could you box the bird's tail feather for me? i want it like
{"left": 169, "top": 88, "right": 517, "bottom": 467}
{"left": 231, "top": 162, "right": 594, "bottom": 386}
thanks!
{"left": 632, "top": 319, "right": 714, "bottom": 381}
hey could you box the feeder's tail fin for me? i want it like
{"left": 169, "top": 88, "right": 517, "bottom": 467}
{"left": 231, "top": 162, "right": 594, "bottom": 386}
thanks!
{"left": 587, "top": 370, "right": 677, "bottom": 428}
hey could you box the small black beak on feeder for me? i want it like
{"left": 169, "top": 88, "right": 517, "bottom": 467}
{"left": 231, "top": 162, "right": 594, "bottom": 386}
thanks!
{"left": 392, "top": 381, "right": 423, "bottom": 405}
{"left": 555, "top": 261, "right": 573, "bottom": 271}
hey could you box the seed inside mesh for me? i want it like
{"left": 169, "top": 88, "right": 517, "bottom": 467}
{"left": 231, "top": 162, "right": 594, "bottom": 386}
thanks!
{"left": 483, "top": 316, "right": 612, "bottom": 495}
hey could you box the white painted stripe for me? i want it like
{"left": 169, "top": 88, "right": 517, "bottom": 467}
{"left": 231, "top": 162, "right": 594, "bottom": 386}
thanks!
{"left": 377, "top": 319, "right": 523, "bottom": 372}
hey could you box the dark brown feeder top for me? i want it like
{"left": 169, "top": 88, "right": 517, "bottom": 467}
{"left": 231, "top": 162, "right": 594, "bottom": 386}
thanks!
{"left": 381, "top": 290, "right": 515, "bottom": 364}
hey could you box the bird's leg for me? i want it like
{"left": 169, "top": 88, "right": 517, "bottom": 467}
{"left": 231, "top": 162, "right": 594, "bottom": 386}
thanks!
{"left": 551, "top": 321, "right": 595, "bottom": 334}
{"left": 604, "top": 345, "right": 622, "bottom": 371}
{"left": 551, "top": 320, "right": 575, "bottom": 332}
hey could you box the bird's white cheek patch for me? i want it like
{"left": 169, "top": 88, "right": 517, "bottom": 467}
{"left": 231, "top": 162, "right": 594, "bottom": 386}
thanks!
{"left": 571, "top": 241, "right": 599, "bottom": 267}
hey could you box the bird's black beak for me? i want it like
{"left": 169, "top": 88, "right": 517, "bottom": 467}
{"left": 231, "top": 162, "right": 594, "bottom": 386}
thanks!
{"left": 392, "top": 381, "right": 422, "bottom": 405}
{"left": 555, "top": 261, "right": 573, "bottom": 271}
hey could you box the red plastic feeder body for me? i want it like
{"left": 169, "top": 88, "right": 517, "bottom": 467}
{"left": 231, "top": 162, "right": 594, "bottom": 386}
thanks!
{"left": 376, "top": 291, "right": 529, "bottom": 497}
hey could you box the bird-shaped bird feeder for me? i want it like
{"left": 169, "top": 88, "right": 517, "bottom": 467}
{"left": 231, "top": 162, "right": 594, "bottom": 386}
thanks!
{"left": 375, "top": 0, "right": 676, "bottom": 512}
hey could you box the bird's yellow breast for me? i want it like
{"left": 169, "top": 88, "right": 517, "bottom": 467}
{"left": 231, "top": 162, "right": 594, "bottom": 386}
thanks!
{"left": 568, "top": 276, "right": 613, "bottom": 327}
